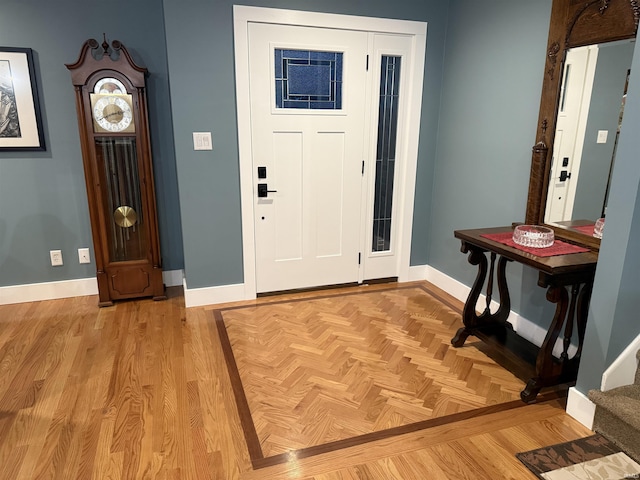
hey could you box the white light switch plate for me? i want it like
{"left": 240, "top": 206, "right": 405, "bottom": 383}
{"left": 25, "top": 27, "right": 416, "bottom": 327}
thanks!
{"left": 193, "top": 132, "right": 213, "bottom": 150}
{"left": 597, "top": 130, "right": 608, "bottom": 144}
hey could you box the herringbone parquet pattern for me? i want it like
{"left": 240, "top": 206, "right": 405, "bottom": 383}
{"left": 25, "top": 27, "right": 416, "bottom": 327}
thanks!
{"left": 218, "top": 285, "right": 526, "bottom": 458}
{"left": 0, "top": 284, "right": 594, "bottom": 479}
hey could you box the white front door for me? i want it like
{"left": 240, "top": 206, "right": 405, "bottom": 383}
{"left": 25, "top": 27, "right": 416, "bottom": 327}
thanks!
{"left": 234, "top": 6, "right": 427, "bottom": 300}
{"left": 248, "top": 23, "right": 368, "bottom": 293}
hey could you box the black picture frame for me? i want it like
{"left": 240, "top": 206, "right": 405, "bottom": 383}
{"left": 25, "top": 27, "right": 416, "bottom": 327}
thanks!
{"left": 0, "top": 46, "right": 45, "bottom": 151}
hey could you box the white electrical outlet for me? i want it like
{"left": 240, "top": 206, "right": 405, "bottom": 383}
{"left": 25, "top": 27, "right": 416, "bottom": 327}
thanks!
{"left": 50, "top": 250, "right": 63, "bottom": 266}
{"left": 78, "top": 248, "right": 91, "bottom": 264}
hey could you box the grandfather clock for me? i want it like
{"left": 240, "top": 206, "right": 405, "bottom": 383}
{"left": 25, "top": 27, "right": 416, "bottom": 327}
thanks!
{"left": 67, "top": 38, "right": 165, "bottom": 306}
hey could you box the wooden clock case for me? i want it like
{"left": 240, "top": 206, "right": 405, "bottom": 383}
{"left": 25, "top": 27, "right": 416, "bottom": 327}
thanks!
{"left": 67, "top": 38, "right": 165, "bottom": 306}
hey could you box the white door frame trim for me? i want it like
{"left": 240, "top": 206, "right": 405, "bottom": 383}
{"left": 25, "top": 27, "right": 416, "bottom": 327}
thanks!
{"left": 233, "top": 5, "right": 427, "bottom": 299}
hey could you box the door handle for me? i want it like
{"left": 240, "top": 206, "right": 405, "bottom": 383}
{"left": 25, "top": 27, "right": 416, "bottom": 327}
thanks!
{"left": 559, "top": 170, "right": 571, "bottom": 182}
{"left": 257, "top": 183, "right": 277, "bottom": 198}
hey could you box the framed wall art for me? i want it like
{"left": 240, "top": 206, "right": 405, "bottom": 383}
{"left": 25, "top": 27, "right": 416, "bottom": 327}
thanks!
{"left": 0, "top": 47, "right": 45, "bottom": 151}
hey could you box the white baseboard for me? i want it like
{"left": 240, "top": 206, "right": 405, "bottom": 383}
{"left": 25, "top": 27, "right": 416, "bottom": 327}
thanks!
{"left": 407, "top": 264, "right": 428, "bottom": 281}
{"left": 424, "top": 266, "right": 576, "bottom": 357}
{"left": 183, "top": 279, "right": 253, "bottom": 308}
{"left": 0, "top": 269, "right": 184, "bottom": 305}
{"left": 183, "top": 265, "right": 431, "bottom": 308}
{"left": 0, "top": 265, "right": 591, "bottom": 352}
{"left": 601, "top": 333, "right": 640, "bottom": 391}
{"left": 566, "top": 387, "right": 595, "bottom": 430}
{"left": 566, "top": 333, "right": 640, "bottom": 431}
{"left": 162, "top": 269, "right": 184, "bottom": 288}
{"left": 0, "top": 277, "right": 99, "bottom": 305}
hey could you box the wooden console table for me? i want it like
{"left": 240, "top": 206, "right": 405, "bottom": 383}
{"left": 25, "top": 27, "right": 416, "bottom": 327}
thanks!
{"left": 452, "top": 226, "right": 598, "bottom": 402}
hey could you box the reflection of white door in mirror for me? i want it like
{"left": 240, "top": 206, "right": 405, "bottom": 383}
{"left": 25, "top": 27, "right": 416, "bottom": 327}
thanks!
{"left": 546, "top": 45, "right": 595, "bottom": 223}
{"left": 545, "top": 39, "right": 635, "bottom": 227}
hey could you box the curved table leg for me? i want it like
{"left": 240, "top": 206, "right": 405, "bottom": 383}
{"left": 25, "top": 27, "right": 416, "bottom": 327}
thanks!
{"left": 452, "top": 244, "right": 487, "bottom": 347}
{"left": 452, "top": 242, "right": 511, "bottom": 347}
{"left": 521, "top": 284, "right": 569, "bottom": 402}
{"left": 574, "top": 282, "right": 593, "bottom": 361}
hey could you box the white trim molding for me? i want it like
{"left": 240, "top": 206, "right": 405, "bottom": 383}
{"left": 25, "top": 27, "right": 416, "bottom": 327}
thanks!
{"left": 183, "top": 266, "right": 431, "bottom": 308}
{"left": 0, "top": 269, "right": 184, "bottom": 305}
{"left": 0, "top": 277, "right": 98, "bottom": 305}
{"left": 425, "top": 266, "right": 577, "bottom": 357}
{"left": 565, "top": 334, "right": 640, "bottom": 430}
{"left": 601, "top": 333, "right": 640, "bottom": 391}
{"left": 162, "top": 269, "right": 185, "bottom": 289}
{"left": 407, "top": 264, "right": 428, "bottom": 282}
{"left": 183, "top": 279, "right": 252, "bottom": 308}
{"left": 180, "top": 264, "right": 581, "bottom": 352}
{"left": 566, "top": 387, "right": 596, "bottom": 430}
{"left": 233, "top": 5, "right": 427, "bottom": 297}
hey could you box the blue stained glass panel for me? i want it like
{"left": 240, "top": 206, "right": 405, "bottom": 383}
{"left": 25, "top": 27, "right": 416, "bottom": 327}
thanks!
{"left": 282, "top": 49, "right": 309, "bottom": 59}
{"left": 372, "top": 56, "right": 401, "bottom": 253}
{"left": 275, "top": 48, "right": 342, "bottom": 110}
{"left": 309, "top": 51, "right": 336, "bottom": 61}
{"left": 275, "top": 49, "right": 283, "bottom": 78}
{"left": 335, "top": 55, "right": 343, "bottom": 82}
{"left": 288, "top": 65, "right": 331, "bottom": 96}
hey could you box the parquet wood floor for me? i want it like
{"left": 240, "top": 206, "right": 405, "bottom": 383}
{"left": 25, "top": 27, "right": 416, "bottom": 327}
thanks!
{"left": 216, "top": 284, "right": 540, "bottom": 467}
{"left": 0, "top": 281, "right": 594, "bottom": 479}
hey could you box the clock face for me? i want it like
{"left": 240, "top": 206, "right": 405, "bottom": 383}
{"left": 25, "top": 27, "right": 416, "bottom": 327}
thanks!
{"left": 90, "top": 93, "right": 135, "bottom": 133}
{"left": 94, "top": 77, "right": 127, "bottom": 94}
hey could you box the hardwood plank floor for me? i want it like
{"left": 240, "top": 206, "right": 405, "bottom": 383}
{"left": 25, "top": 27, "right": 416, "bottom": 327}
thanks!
{"left": 0, "top": 282, "right": 593, "bottom": 479}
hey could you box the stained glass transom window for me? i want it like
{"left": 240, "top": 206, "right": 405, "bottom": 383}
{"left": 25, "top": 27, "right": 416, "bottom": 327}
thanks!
{"left": 275, "top": 49, "right": 343, "bottom": 110}
{"left": 372, "top": 56, "right": 401, "bottom": 252}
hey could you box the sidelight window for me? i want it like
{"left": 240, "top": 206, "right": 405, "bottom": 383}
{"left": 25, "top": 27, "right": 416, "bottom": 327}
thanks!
{"left": 372, "top": 55, "right": 401, "bottom": 252}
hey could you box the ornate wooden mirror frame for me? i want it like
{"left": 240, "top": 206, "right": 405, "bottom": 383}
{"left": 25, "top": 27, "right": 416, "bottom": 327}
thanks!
{"left": 525, "top": 0, "right": 639, "bottom": 250}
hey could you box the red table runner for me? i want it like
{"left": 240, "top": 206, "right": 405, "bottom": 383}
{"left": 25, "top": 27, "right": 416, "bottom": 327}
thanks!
{"left": 571, "top": 224, "right": 596, "bottom": 236}
{"left": 480, "top": 232, "right": 590, "bottom": 257}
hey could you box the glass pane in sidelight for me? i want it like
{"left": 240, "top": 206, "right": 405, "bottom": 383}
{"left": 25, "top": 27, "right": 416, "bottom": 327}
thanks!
{"left": 372, "top": 56, "right": 401, "bottom": 252}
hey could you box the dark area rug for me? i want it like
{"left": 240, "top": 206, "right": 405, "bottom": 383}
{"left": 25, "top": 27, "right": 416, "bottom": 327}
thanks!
{"left": 517, "top": 434, "right": 640, "bottom": 479}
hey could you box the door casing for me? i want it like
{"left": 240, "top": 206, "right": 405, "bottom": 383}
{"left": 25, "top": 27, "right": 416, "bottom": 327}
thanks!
{"left": 233, "top": 5, "right": 427, "bottom": 298}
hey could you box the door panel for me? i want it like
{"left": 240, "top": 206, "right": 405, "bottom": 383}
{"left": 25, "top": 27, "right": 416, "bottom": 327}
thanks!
{"left": 273, "top": 131, "right": 303, "bottom": 261}
{"left": 249, "top": 23, "right": 368, "bottom": 293}
{"left": 313, "top": 132, "right": 345, "bottom": 258}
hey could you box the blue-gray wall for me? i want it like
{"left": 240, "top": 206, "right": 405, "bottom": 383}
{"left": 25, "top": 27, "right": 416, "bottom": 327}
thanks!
{"left": 0, "top": 0, "right": 183, "bottom": 288}
{"left": 435, "top": 0, "right": 640, "bottom": 395}
{"left": 576, "top": 36, "right": 640, "bottom": 392}
{"left": 572, "top": 40, "right": 634, "bottom": 221}
{"left": 2, "top": 0, "right": 639, "bottom": 398}
{"left": 428, "top": 0, "right": 556, "bottom": 324}
{"left": 162, "top": 0, "right": 449, "bottom": 289}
